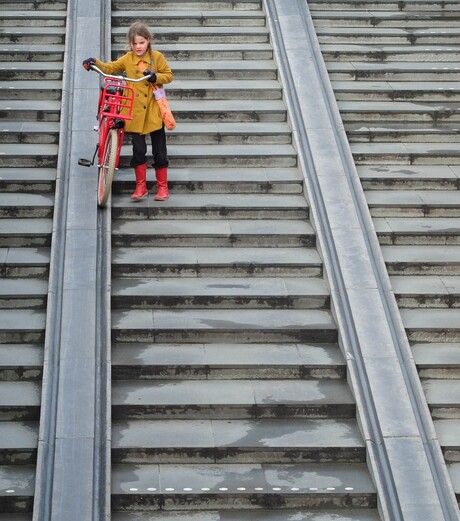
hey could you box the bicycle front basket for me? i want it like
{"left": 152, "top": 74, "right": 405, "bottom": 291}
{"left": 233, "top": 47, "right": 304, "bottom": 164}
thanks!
{"left": 100, "top": 79, "right": 135, "bottom": 121}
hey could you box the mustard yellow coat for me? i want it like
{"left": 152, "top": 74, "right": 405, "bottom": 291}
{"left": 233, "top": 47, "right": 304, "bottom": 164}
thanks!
{"left": 94, "top": 50, "right": 174, "bottom": 135}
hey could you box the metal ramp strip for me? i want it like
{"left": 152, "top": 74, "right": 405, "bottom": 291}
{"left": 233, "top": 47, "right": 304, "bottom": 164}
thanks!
{"left": 32, "top": 0, "right": 111, "bottom": 520}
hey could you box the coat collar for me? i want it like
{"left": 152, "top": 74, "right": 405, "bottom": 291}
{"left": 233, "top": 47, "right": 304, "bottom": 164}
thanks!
{"left": 130, "top": 50, "right": 154, "bottom": 67}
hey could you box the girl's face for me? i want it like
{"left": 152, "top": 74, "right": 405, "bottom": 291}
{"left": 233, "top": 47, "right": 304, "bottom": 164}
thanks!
{"left": 132, "top": 35, "right": 150, "bottom": 57}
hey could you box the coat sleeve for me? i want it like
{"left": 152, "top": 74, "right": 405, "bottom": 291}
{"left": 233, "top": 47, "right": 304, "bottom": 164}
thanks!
{"left": 154, "top": 52, "right": 174, "bottom": 86}
{"left": 94, "top": 54, "right": 128, "bottom": 76}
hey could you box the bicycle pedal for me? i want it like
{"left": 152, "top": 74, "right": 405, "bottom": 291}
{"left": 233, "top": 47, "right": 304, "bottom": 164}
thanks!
{"left": 78, "top": 158, "right": 92, "bottom": 167}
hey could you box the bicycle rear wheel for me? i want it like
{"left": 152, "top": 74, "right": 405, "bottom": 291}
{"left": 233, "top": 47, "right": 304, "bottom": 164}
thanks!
{"left": 97, "top": 128, "right": 118, "bottom": 207}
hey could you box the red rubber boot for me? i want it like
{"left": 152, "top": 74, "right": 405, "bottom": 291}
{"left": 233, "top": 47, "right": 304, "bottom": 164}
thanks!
{"left": 154, "top": 167, "right": 169, "bottom": 201}
{"left": 131, "top": 163, "right": 148, "bottom": 200}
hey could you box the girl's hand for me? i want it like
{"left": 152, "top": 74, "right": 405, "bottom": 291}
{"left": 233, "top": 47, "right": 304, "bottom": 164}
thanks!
{"left": 142, "top": 70, "right": 157, "bottom": 83}
{"left": 82, "top": 58, "right": 96, "bottom": 71}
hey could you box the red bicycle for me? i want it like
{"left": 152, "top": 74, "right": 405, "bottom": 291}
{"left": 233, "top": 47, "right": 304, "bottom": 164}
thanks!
{"left": 78, "top": 64, "right": 153, "bottom": 207}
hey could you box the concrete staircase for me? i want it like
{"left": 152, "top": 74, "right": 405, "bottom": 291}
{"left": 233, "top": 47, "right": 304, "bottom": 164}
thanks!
{"left": 7, "top": 0, "right": 460, "bottom": 518}
{"left": 109, "top": 1, "right": 379, "bottom": 519}
{"left": 0, "top": 1, "right": 64, "bottom": 516}
{"left": 309, "top": 0, "right": 460, "bottom": 508}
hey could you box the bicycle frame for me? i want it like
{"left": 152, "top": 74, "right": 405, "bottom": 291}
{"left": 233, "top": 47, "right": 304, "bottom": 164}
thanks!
{"left": 78, "top": 64, "right": 154, "bottom": 207}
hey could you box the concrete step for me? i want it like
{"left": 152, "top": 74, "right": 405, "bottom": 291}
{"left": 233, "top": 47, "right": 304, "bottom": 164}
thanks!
{"left": 111, "top": 10, "right": 266, "bottom": 27}
{"left": 0, "top": 249, "right": 50, "bottom": 282}
{"left": 131, "top": 99, "right": 287, "bottom": 123}
{"left": 311, "top": 10, "right": 460, "bottom": 28}
{"left": 112, "top": 167, "right": 303, "bottom": 195}
{"left": 111, "top": 342, "right": 345, "bottom": 380}
{"left": 435, "top": 419, "right": 460, "bottom": 462}
{"left": 347, "top": 124, "right": 460, "bottom": 144}
{"left": 0, "top": 421, "right": 37, "bottom": 464}
{"left": 111, "top": 511, "right": 381, "bottom": 521}
{"left": 112, "top": 25, "right": 269, "bottom": 44}
{"left": 0, "top": 344, "right": 43, "bottom": 381}
{"left": 111, "top": 219, "right": 315, "bottom": 248}
{"left": 0, "top": 193, "right": 54, "bottom": 218}
{"left": 390, "top": 275, "right": 460, "bottom": 308}
{"left": 320, "top": 44, "right": 460, "bottom": 62}
{"left": 0, "top": 219, "right": 52, "bottom": 248}
{"left": 0, "top": 122, "right": 59, "bottom": 144}
{"left": 155, "top": 60, "right": 277, "bottom": 80}
{"left": 357, "top": 164, "right": 460, "bottom": 191}
{"left": 0, "top": 278, "right": 47, "bottom": 309}
{"left": 112, "top": 378, "right": 350, "bottom": 419}
{"left": 332, "top": 80, "right": 460, "bottom": 102}
{"left": 308, "top": 0, "right": 460, "bottom": 11}
{"left": 111, "top": 418, "right": 364, "bottom": 463}
{"left": 0, "top": 168, "right": 55, "bottom": 193}
{"left": 0, "top": 144, "right": 58, "bottom": 168}
{"left": 166, "top": 79, "right": 282, "bottom": 99}
{"left": 112, "top": 0, "right": 262, "bottom": 11}
{"left": 0, "top": 100, "right": 61, "bottom": 122}
{"left": 316, "top": 27, "right": 460, "bottom": 45}
{"left": 0, "top": 44, "right": 64, "bottom": 62}
{"left": 326, "top": 61, "right": 460, "bottom": 81}
{"left": 0, "top": 0, "right": 66, "bottom": 8}
{"left": 422, "top": 378, "right": 460, "bottom": 418}
{"left": 112, "top": 42, "right": 274, "bottom": 61}
{"left": 0, "top": 465, "right": 34, "bottom": 513}
{"left": 375, "top": 217, "right": 460, "bottom": 245}
{"left": 0, "top": 381, "right": 41, "bottom": 420}
{"left": 158, "top": 122, "right": 292, "bottom": 145}
{"left": 350, "top": 142, "right": 460, "bottom": 165}
{"left": 111, "top": 462, "right": 375, "bottom": 510}
{"left": 111, "top": 276, "right": 329, "bottom": 310}
{"left": 365, "top": 190, "right": 460, "bottom": 216}
{"left": 382, "top": 245, "right": 460, "bottom": 275}
{"left": 401, "top": 308, "right": 460, "bottom": 342}
{"left": 414, "top": 343, "right": 460, "bottom": 379}
{"left": 111, "top": 193, "right": 307, "bottom": 220}
{"left": 112, "top": 246, "right": 323, "bottom": 278}
{"left": 155, "top": 98, "right": 287, "bottom": 120}
{"left": 121, "top": 144, "right": 295, "bottom": 168}
{"left": 0, "top": 27, "right": 65, "bottom": 45}
{"left": 0, "top": 11, "right": 66, "bottom": 27}
{"left": 0, "top": 66, "right": 63, "bottom": 83}
{"left": 111, "top": 308, "right": 337, "bottom": 344}
{"left": 337, "top": 100, "right": 460, "bottom": 124}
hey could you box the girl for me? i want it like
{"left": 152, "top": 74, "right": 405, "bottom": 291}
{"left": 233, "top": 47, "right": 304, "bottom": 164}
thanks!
{"left": 83, "top": 22, "right": 174, "bottom": 201}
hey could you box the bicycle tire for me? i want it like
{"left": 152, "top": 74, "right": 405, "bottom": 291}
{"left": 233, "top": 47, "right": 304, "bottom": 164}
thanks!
{"left": 97, "top": 128, "right": 118, "bottom": 207}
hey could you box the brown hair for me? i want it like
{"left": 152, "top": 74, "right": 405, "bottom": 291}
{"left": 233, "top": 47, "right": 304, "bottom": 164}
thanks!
{"left": 126, "top": 22, "right": 153, "bottom": 51}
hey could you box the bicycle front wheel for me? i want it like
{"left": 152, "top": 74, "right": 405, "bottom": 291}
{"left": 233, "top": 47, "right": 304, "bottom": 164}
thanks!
{"left": 98, "top": 128, "right": 118, "bottom": 207}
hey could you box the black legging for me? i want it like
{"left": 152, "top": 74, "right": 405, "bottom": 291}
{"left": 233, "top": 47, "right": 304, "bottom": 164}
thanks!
{"left": 130, "top": 126, "right": 169, "bottom": 169}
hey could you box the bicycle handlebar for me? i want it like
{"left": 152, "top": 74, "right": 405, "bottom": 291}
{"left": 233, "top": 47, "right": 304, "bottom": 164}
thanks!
{"left": 89, "top": 63, "right": 154, "bottom": 83}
